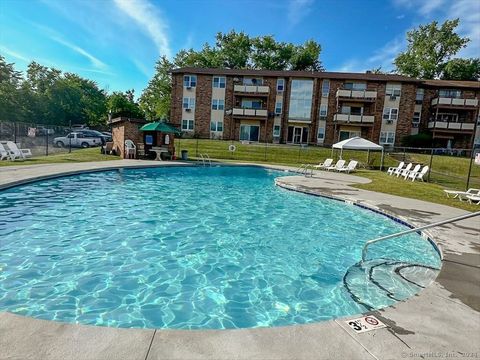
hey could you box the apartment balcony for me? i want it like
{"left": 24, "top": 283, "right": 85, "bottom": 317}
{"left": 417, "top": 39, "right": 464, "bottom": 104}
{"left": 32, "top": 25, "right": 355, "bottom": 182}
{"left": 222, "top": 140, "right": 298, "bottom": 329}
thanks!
{"left": 232, "top": 108, "right": 268, "bottom": 119}
{"left": 333, "top": 114, "right": 375, "bottom": 124}
{"left": 234, "top": 85, "right": 270, "bottom": 96}
{"left": 336, "top": 89, "right": 377, "bottom": 101}
{"left": 431, "top": 97, "right": 479, "bottom": 108}
{"left": 427, "top": 121, "right": 475, "bottom": 132}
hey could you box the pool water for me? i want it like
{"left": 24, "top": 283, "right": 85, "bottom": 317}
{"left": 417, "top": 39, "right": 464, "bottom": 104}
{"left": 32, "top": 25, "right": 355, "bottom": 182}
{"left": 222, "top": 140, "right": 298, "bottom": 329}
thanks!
{"left": 0, "top": 166, "right": 441, "bottom": 329}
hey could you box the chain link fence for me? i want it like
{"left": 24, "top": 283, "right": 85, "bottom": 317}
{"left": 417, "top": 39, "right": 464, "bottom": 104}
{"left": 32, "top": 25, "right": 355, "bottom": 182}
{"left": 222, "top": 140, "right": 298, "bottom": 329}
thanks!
{"left": 175, "top": 138, "right": 480, "bottom": 190}
{"left": 0, "top": 121, "right": 105, "bottom": 157}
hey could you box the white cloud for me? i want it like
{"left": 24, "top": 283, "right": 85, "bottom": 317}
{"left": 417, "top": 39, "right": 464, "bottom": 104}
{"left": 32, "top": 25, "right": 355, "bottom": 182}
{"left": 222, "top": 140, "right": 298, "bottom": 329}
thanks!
{"left": 132, "top": 58, "right": 152, "bottom": 78}
{"left": 113, "top": 0, "right": 171, "bottom": 58}
{"left": 287, "top": 0, "right": 314, "bottom": 28}
{"left": 0, "top": 45, "right": 30, "bottom": 62}
{"left": 367, "top": 37, "right": 404, "bottom": 70}
{"left": 49, "top": 36, "right": 107, "bottom": 69}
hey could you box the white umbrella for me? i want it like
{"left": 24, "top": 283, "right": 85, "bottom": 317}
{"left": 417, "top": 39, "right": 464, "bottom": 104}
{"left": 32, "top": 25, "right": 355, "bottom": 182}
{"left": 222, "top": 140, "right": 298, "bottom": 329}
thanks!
{"left": 332, "top": 137, "right": 384, "bottom": 170}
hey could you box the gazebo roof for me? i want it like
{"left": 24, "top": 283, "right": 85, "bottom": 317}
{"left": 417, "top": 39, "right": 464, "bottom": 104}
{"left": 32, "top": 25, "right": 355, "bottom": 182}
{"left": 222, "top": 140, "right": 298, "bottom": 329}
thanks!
{"left": 139, "top": 122, "right": 182, "bottom": 135}
{"left": 332, "top": 137, "right": 383, "bottom": 151}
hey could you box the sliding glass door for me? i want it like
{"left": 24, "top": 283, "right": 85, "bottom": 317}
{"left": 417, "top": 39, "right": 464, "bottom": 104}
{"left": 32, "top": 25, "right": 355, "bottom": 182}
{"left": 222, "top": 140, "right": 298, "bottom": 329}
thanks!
{"left": 240, "top": 125, "right": 260, "bottom": 142}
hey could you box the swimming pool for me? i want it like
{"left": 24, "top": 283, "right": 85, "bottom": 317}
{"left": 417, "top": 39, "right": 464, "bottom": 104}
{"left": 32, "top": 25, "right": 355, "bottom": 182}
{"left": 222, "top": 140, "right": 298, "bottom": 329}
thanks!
{"left": 0, "top": 166, "right": 441, "bottom": 329}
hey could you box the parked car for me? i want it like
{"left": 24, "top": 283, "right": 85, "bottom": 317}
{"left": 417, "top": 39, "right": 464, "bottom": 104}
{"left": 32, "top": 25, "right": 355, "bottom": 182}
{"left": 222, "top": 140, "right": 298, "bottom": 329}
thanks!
{"left": 77, "top": 130, "right": 110, "bottom": 145}
{"left": 36, "top": 126, "right": 55, "bottom": 136}
{"left": 54, "top": 132, "right": 102, "bottom": 148}
{"left": 101, "top": 132, "right": 113, "bottom": 142}
{"left": 71, "top": 124, "right": 89, "bottom": 131}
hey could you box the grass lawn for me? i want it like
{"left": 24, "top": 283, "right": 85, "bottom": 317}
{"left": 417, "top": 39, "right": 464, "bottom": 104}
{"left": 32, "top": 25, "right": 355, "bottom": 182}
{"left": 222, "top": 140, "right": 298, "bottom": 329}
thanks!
{"left": 0, "top": 147, "right": 120, "bottom": 167}
{"left": 353, "top": 170, "right": 479, "bottom": 212}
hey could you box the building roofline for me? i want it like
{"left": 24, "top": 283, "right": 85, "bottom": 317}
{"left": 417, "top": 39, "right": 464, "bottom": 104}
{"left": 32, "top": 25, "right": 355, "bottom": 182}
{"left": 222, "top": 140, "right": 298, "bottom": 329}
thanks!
{"left": 171, "top": 67, "right": 480, "bottom": 88}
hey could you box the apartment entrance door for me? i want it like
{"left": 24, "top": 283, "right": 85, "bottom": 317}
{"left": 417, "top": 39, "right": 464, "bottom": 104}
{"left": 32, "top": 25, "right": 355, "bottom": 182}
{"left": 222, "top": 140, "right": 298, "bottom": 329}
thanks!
{"left": 293, "top": 127, "right": 302, "bottom": 144}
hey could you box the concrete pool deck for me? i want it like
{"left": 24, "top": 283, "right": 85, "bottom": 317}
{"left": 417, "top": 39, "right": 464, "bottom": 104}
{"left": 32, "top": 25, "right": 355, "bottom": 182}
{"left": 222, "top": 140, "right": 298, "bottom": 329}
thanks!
{"left": 0, "top": 160, "right": 479, "bottom": 360}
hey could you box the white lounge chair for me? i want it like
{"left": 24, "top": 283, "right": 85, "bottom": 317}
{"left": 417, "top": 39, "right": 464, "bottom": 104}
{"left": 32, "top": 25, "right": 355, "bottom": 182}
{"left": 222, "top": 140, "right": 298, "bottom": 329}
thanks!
{"left": 444, "top": 188, "right": 480, "bottom": 200}
{"left": 327, "top": 159, "right": 345, "bottom": 171}
{"left": 408, "top": 165, "right": 429, "bottom": 181}
{"left": 6, "top": 141, "right": 32, "bottom": 160}
{"left": 313, "top": 158, "right": 333, "bottom": 170}
{"left": 387, "top": 161, "right": 404, "bottom": 176}
{"left": 0, "top": 142, "right": 12, "bottom": 160}
{"left": 403, "top": 164, "right": 421, "bottom": 179}
{"left": 337, "top": 160, "right": 358, "bottom": 173}
{"left": 393, "top": 163, "right": 413, "bottom": 177}
{"left": 125, "top": 139, "right": 136, "bottom": 159}
{"left": 467, "top": 194, "right": 480, "bottom": 205}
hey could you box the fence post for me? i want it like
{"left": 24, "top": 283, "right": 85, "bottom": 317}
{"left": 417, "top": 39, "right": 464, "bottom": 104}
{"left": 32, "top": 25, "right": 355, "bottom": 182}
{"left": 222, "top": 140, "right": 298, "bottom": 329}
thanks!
{"left": 264, "top": 141, "right": 267, "bottom": 162}
{"left": 427, "top": 148, "right": 434, "bottom": 182}
{"left": 466, "top": 147, "right": 475, "bottom": 190}
{"left": 14, "top": 122, "right": 17, "bottom": 143}
{"left": 195, "top": 137, "right": 199, "bottom": 157}
{"left": 46, "top": 128, "right": 49, "bottom": 156}
{"left": 403, "top": 147, "right": 406, "bottom": 162}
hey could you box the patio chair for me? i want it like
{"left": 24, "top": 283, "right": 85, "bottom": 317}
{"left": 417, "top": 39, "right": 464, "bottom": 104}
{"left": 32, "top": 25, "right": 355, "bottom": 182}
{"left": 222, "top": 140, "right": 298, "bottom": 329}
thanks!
{"left": 125, "top": 139, "right": 136, "bottom": 159}
{"left": 387, "top": 161, "right": 404, "bottom": 176}
{"left": 6, "top": 141, "right": 32, "bottom": 160}
{"left": 327, "top": 159, "right": 345, "bottom": 171}
{"left": 408, "top": 165, "right": 429, "bottom": 181}
{"left": 444, "top": 188, "right": 480, "bottom": 200}
{"left": 403, "top": 164, "right": 421, "bottom": 179}
{"left": 313, "top": 158, "right": 333, "bottom": 170}
{"left": 467, "top": 194, "right": 480, "bottom": 205}
{"left": 0, "top": 142, "right": 12, "bottom": 160}
{"left": 337, "top": 160, "right": 358, "bottom": 173}
{"left": 397, "top": 163, "right": 412, "bottom": 177}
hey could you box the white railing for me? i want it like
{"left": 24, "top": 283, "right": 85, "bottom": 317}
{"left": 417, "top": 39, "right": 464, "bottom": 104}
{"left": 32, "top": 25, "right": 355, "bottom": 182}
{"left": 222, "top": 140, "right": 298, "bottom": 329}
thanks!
{"left": 431, "top": 97, "right": 479, "bottom": 107}
{"left": 427, "top": 121, "right": 475, "bottom": 130}
{"left": 334, "top": 114, "right": 375, "bottom": 123}
{"left": 232, "top": 108, "right": 268, "bottom": 117}
{"left": 362, "top": 211, "right": 480, "bottom": 262}
{"left": 336, "top": 89, "right": 377, "bottom": 99}
{"left": 234, "top": 85, "right": 269, "bottom": 93}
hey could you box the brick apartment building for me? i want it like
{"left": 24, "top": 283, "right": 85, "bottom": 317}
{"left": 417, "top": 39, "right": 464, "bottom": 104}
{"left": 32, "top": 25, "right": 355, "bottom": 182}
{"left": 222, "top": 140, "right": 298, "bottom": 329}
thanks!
{"left": 170, "top": 67, "right": 480, "bottom": 149}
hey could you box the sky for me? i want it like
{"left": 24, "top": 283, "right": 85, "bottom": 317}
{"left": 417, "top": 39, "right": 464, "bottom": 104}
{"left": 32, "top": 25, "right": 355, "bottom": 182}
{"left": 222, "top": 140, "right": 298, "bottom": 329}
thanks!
{"left": 0, "top": 0, "right": 479, "bottom": 95}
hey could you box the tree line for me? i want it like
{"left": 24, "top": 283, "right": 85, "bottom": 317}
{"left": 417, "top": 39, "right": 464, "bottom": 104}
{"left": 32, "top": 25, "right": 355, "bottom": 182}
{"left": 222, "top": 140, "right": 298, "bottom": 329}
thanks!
{"left": 1, "top": 21, "right": 478, "bottom": 127}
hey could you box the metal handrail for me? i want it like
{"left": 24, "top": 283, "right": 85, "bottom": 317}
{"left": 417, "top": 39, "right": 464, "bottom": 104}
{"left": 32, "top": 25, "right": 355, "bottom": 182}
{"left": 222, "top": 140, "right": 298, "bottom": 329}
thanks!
{"left": 362, "top": 211, "right": 480, "bottom": 262}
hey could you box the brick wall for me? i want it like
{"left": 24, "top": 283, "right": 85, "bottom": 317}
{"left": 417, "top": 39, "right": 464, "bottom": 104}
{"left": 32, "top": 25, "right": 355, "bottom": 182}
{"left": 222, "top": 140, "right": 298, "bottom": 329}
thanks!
{"left": 171, "top": 74, "right": 183, "bottom": 129}
{"left": 395, "top": 83, "right": 416, "bottom": 146}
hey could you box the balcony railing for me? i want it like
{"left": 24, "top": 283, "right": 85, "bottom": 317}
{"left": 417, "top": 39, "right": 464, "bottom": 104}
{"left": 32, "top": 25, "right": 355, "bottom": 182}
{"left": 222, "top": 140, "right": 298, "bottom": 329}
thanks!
{"left": 336, "top": 89, "right": 377, "bottom": 100}
{"left": 427, "top": 121, "right": 475, "bottom": 131}
{"left": 333, "top": 114, "right": 375, "bottom": 123}
{"left": 234, "top": 85, "right": 270, "bottom": 94}
{"left": 232, "top": 108, "right": 268, "bottom": 117}
{"left": 431, "top": 97, "right": 479, "bottom": 107}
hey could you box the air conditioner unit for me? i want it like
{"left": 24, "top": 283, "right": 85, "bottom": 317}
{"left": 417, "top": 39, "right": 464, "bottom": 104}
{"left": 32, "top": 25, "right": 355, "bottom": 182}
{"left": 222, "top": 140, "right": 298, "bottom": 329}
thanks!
{"left": 386, "top": 119, "right": 393, "bottom": 124}
{"left": 186, "top": 86, "right": 192, "bottom": 90}
{"left": 233, "top": 77, "right": 240, "bottom": 82}
{"left": 412, "top": 123, "right": 419, "bottom": 128}
{"left": 185, "top": 108, "right": 191, "bottom": 112}
{"left": 390, "top": 95, "right": 397, "bottom": 100}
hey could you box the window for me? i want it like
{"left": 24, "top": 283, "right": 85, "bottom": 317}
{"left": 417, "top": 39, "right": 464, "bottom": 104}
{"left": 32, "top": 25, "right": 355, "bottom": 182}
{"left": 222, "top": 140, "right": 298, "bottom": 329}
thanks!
{"left": 273, "top": 125, "right": 281, "bottom": 137}
{"left": 241, "top": 99, "right": 262, "bottom": 109}
{"left": 182, "top": 119, "right": 194, "bottom": 131}
{"left": 383, "top": 107, "right": 398, "bottom": 121}
{"left": 437, "top": 113, "right": 458, "bottom": 122}
{"left": 386, "top": 84, "right": 401, "bottom": 97}
{"left": 213, "top": 76, "right": 226, "bottom": 88}
{"left": 319, "top": 104, "right": 328, "bottom": 119}
{"left": 275, "top": 101, "right": 283, "bottom": 114}
{"left": 288, "top": 79, "right": 313, "bottom": 120}
{"left": 412, "top": 111, "right": 421, "bottom": 125}
{"left": 277, "top": 79, "right": 285, "bottom": 92}
{"left": 321, "top": 79, "right": 330, "bottom": 97}
{"left": 416, "top": 88, "right": 424, "bottom": 104}
{"left": 379, "top": 131, "right": 395, "bottom": 145}
{"left": 212, "top": 99, "right": 225, "bottom": 110}
{"left": 183, "top": 97, "right": 195, "bottom": 109}
{"left": 344, "top": 82, "right": 366, "bottom": 90}
{"left": 243, "top": 77, "right": 263, "bottom": 85}
{"left": 210, "top": 120, "right": 223, "bottom": 132}
{"left": 439, "top": 89, "right": 462, "bottom": 98}
{"left": 317, "top": 127, "right": 325, "bottom": 140}
{"left": 240, "top": 125, "right": 260, "bottom": 141}
{"left": 183, "top": 75, "right": 197, "bottom": 88}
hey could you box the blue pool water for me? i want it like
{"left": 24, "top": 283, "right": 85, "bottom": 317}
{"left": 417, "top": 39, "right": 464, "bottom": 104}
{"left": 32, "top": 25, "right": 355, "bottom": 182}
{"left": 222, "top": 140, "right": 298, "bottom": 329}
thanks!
{"left": 0, "top": 166, "right": 441, "bottom": 329}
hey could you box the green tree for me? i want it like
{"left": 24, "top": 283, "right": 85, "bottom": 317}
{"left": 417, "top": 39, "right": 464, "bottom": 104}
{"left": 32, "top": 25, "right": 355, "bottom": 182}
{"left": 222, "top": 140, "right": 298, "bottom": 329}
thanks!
{"left": 441, "top": 58, "right": 480, "bottom": 81}
{"left": 394, "top": 19, "right": 470, "bottom": 79}
{"left": 0, "top": 55, "right": 25, "bottom": 122}
{"left": 215, "top": 30, "right": 252, "bottom": 69}
{"left": 290, "top": 40, "right": 323, "bottom": 71}
{"left": 139, "top": 56, "right": 173, "bottom": 120}
{"left": 251, "top": 36, "right": 295, "bottom": 70}
{"left": 107, "top": 91, "right": 144, "bottom": 118}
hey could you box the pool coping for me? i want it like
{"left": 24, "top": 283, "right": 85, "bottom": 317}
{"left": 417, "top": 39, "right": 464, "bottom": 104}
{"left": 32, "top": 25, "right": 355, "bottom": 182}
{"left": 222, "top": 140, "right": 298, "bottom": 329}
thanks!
{"left": 0, "top": 160, "right": 479, "bottom": 360}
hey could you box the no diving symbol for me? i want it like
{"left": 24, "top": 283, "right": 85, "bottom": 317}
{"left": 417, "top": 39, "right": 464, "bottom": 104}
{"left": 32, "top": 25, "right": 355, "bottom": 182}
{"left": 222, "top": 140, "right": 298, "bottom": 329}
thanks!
{"left": 365, "top": 316, "right": 379, "bottom": 326}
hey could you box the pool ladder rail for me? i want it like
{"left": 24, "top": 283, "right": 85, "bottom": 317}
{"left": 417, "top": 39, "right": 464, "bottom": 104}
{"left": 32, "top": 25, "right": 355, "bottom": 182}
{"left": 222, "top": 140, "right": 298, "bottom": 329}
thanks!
{"left": 198, "top": 153, "right": 212, "bottom": 167}
{"left": 362, "top": 211, "right": 480, "bottom": 262}
{"left": 295, "top": 164, "right": 314, "bottom": 177}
